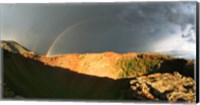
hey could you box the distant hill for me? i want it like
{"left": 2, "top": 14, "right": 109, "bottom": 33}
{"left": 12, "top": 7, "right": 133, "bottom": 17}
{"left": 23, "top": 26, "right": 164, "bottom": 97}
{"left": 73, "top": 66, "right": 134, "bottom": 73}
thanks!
{"left": 1, "top": 40, "right": 34, "bottom": 54}
{"left": 1, "top": 40, "right": 196, "bottom": 103}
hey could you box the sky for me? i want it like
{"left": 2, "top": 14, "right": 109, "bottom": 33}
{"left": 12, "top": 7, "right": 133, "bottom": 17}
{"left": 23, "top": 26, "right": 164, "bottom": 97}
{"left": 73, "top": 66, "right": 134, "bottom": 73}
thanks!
{"left": 0, "top": 2, "right": 197, "bottom": 59}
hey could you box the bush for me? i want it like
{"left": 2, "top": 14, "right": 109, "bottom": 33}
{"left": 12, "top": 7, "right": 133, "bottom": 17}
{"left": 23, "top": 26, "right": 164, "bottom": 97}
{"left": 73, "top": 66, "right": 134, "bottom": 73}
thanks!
{"left": 79, "top": 55, "right": 85, "bottom": 60}
{"left": 116, "top": 54, "right": 162, "bottom": 78}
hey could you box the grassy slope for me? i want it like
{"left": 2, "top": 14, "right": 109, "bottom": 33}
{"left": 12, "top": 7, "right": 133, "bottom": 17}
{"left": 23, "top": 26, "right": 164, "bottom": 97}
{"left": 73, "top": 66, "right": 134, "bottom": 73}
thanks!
{"left": 3, "top": 49, "right": 131, "bottom": 100}
{"left": 116, "top": 53, "right": 194, "bottom": 79}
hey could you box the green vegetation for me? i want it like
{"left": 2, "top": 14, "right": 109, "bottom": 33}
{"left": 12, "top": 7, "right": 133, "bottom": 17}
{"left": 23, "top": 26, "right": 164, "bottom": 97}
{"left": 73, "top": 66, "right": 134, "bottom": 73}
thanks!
{"left": 116, "top": 54, "right": 165, "bottom": 78}
{"left": 79, "top": 55, "right": 85, "bottom": 60}
{"left": 137, "top": 53, "right": 173, "bottom": 60}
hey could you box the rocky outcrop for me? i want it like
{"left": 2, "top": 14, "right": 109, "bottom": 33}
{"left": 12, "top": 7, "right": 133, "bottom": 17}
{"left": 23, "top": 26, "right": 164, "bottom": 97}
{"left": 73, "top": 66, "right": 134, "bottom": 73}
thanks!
{"left": 129, "top": 72, "right": 195, "bottom": 103}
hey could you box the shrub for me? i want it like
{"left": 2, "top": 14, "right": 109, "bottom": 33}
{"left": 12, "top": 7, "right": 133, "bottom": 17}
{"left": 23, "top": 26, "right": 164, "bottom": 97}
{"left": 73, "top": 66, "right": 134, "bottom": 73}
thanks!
{"left": 116, "top": 54, "right": 162, "bottom": 78}
{"left": 79, "top": 55, "right": 85, "bottom": 60}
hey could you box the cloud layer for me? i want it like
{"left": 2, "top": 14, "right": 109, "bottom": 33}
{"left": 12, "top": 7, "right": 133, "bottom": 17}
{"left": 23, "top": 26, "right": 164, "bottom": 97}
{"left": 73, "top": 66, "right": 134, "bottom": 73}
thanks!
{"left": 1, "top": 2, "right": 196, "bottom": 59}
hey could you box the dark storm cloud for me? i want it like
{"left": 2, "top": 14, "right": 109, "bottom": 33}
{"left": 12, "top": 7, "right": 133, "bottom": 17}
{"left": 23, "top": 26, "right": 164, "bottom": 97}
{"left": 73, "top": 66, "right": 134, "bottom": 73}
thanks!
{"left": 118, "top": 2, "right": 195, "bottom": 39}
{"left": 117, "top": 2, "right": 196, "bottom": 59}
{"left": 1, "top": 3, "right": 126, "bottom": 54}
{"left": 1, "top": 2, "right": 196, "bottom": 58}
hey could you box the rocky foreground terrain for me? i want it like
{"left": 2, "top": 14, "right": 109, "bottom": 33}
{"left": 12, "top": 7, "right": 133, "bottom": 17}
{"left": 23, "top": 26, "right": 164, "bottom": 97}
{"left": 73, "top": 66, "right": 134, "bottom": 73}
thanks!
{"left": 1, "top": 40, "right": 196, "bottom": 103}
{"left": 129, "top": 72, "right": 195, "bottom": 103}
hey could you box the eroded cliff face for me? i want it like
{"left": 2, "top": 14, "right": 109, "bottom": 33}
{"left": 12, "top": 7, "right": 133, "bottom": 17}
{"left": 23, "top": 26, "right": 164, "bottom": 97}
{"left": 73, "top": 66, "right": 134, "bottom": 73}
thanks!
{"left": 1, "top": 40, "right": 196, "bottom": 103}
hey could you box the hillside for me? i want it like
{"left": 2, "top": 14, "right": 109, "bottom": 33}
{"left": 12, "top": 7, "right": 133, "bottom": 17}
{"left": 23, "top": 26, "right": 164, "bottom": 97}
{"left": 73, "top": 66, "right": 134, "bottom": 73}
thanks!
{"left": 34, "top": 52, "right": 194, "bottom": 79}
{"left": 1, "top": 40, "right": 35, "bottom": 54}
{"left": 1, "top": 40, "right": 196, "bottom": 103}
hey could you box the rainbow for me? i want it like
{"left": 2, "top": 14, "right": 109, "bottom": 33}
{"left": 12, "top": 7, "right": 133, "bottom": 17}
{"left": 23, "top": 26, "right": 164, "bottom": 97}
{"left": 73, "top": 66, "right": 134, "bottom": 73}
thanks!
{"left": 33, "top": 39, "right": 40, "bottom": 53}
{"left": 45, "top": 17, "right": 98, "bottom": 57}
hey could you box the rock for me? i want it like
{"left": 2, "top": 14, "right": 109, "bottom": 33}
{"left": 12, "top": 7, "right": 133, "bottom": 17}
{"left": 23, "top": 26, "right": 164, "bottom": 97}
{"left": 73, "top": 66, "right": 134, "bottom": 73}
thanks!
{"left": 129, "top": 72, "right": 195, "bottom": 103}
{"left": 3, "top": 82, "right": 24, "bottom": 99}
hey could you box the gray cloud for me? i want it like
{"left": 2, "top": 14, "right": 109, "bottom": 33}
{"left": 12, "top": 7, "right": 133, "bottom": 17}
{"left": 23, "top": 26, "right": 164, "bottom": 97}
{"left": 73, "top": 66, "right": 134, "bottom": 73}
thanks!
{"left": 1, "top": 2, "right": 196, "bottom": 59}
{"left": 118, "top": 2, "right": 195, "bottom": 38}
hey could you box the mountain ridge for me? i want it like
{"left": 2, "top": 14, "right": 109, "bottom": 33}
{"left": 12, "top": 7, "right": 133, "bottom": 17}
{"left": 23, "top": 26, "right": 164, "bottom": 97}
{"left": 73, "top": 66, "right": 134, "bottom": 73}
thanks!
{"left": 1, "top": 40, "right": 194, "bottom": 79}
{"left": 1, "top": 40, "right": 196, "bottom": 103}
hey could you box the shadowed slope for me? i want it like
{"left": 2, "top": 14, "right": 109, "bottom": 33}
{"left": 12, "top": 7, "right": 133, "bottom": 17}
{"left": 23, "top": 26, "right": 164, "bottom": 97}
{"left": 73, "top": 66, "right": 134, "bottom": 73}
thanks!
{"left": 3, "top": 49, "right": 131, "bottom": 99}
